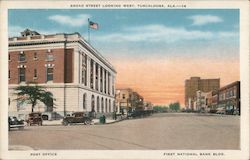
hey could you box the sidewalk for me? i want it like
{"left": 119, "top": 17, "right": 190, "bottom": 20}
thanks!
{"left": 42, "top": 116, "right": 127, "bottom": 126}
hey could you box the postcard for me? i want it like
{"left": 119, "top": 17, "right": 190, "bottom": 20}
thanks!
{"left": 0, "top": 0, "right": 249, "bottom": 160}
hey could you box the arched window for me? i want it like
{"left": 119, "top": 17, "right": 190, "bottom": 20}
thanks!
{"left": 101, "top": 98, "right": 104, "bottom": 113}
{"left": 109, "top": 99, "right": 111, "bottom": 113}
{"left": 97, "top": 96, "right": 100, "bottom": 113}
{"left": 105, "top": 98, "right": 108, "bottom": 113}
{"left": 91, "top": 95, "right": 95, "bottom": 112}
{"left": 113, "top": 100, "right": 116, "bottom": 112}
{"left": 83, "top": 94, "right": 86, "bottom": 110}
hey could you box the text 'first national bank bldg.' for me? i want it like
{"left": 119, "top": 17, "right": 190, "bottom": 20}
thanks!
{"left": 8, "top": 29, "right": 116, "bottom": 119}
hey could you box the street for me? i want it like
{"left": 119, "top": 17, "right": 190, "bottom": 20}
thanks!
{"left": 9, "top": 113, "right": 240, "bottom": 150}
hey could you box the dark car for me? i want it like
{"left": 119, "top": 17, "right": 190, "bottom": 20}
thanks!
{"left": 26, "top": 112, "right": 43, "bottom": 126}
{"left": 8, "top": 116, "right": 25, "bottom": 130}
{"left": 62, "top": 112, "right": 93, "bottom": 126}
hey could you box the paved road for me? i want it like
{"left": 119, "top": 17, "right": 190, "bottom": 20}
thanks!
{"left": 9, "top": 113, "right": 240, "bottom": 150}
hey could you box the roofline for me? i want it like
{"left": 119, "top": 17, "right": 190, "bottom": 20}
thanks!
{"left": 219, "top": 81, "right": 240, "bottom": 91}
{"left": 9, "top": 32, "right": 116, "bottom": 73}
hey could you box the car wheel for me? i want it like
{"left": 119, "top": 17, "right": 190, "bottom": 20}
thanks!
{"left": 19, "top": 126, "right": 24, "bottom": 130}
{"left": 84, "top": 119, "right": 91, "bottom": 125}
{"left": 63, "top": 121, "right": 69, "bottom": 126}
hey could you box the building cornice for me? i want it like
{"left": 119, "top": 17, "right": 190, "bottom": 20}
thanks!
{"left": 9, "top": 33, "right": 116, "bottom": 73}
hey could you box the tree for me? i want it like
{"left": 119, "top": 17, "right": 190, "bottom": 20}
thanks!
{"left": 14, "top": 83, "right": 55, "bottom": 112}
{"left": 169, "top": 102, "right": 180, "bottom": 111}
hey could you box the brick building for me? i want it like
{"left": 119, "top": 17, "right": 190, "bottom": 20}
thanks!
{"left": 185, "top": 77, "right": 220, "bottom": 110}
{"left": 115, "top": 88, "right": 144, "bottom": 114}
{"left": 218, "top": 81, "right": 240, "bottom": 115}
{"left": 8, "top": 29, "right": 116, "bottom": 119}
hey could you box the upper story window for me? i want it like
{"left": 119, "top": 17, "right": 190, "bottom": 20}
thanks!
{"left": 34, "top": 69, "right": 37, "bottom": 78}
{"left": 47, "top": 68, "right": 53, "bottom": 81}
{"left": 19, "top": 52, "right": 26, "bottom": 61}
{"left": 46, "top": 49, "right": 54, "bottom": 61}
{"left": 19, "top": 68, "right": 26, "bottom": 82}
{"left": 8, "top": 54, "right": 11, "bottom": 61}
{"left": 46, "top": 54, "right": 54, "bottom": 61}
{"left": 34, "top": 52, "right": 38, "bottom": 60}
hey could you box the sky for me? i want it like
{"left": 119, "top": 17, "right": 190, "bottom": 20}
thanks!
{"left": 8, "top": 9, "right": 240, "bottom": 106}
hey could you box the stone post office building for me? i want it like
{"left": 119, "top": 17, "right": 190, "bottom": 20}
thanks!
{"left": 8, "top": 29, "right": 116, "bottom": 120}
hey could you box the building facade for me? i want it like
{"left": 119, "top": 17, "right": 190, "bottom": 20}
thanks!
{"left": 8, "top": 29, "right": 116, "bottom": 119}
{"left": 195, "top": 90, "right": 211, "bottom": 111}
{"left": 185, "top": 77, "right": 220, "bottom": 110}
{"left": 218, "top": 81, "right": 240, "bottom": 115}
{"left": 115, "top": 88, "right": 144, "bottom": 114}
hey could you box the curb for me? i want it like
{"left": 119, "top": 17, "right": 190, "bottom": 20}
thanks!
{"left": 94, "top": 118, "right": 127, "bottom": 125}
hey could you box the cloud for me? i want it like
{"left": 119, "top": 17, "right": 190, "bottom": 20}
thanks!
{"left": 8, "top": 25, "right": 64, "bottom": 37}
{"left": 48, "top": 14, "right": 90, "bottom": 27}
{"left": 96, "top": 24, "right": 237, "bottom": 43}
{"left": 187, "top": 15, "right": 223, "bottom": 26}
{"left": 8, "top": 26, "right": 24, "bottom": 37}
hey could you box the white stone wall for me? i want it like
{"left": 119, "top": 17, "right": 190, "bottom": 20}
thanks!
{"left": 8, "top": 33, "right": 116, "bottom": 119}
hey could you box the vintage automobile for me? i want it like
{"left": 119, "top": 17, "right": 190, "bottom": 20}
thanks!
{"left": 62, "top": 112, "right": 93, "bottom": 126}
{"left": 8, "top": 116, "right": 25, "bottom": 130}
{"left": 216, "top": 107, "right": 226, "bottom": 114}
{"left": 26, "top": 112, "right": 43, "bottom": 126}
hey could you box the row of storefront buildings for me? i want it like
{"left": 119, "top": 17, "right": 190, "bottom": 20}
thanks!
{"left": 8, "top": 29, "right": 152, "bottom": 120}
{"left": 185, "top": 77, "right": 240, "bottom": 115}
{"left": 115, "top": 88, "right": 153, "bottom": 114}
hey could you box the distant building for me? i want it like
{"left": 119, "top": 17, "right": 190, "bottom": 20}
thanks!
{"left": 218, "top": 81, "right": 240, "bottom": 115}
{"left": 115, "top": 88, "right": 144, "bottom": 114}
{"left": 143, "top": 101, "right": 153, "bottom": 111}
{"left": 185, "top": 77, "right": 220, "bottom": 110}
{"left": 195, "top": 90, "right": 211, "bottom": 111}
{"left": 8, "top": 29, "right": 116, "bottom": 119}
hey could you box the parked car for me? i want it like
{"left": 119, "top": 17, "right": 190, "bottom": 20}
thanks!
{"left": 62, "top": 112, "right": 93, "bottom": 126}
{"left": 216, "top": 107, "right": 225, "bottom": 114}
{"left": 26, "top": 112, "right": 43, "bottom": 126}
{"left": 8, "top": 116, "right": 25, "bottom": 130}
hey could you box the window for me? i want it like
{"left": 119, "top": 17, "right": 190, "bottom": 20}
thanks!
{"left": 34, "top": 52, "right": 38, "bottom": 60}
{"left": 46, "top": 98, "right": 53, "bottom": 112}
{"left": 47, "top": 68, "right": 53, "bottom": 81}
{"left": 19, "top": 68, "right": 25, "bottom": 82}
{"left": 97, "top": 96, "right": 100, "bottom": 113}
{"left": 90, "top": 60, "right": 94, "bottom": 89}
{"left": 83, "top": 94, "right": 86, "bottom": 109}
{"left": 108, "top": 73, "right": 110, "bottom": 95}
{"left": 105, "top": 98, "right": 108, "bottom": 113}
{"left": 101, "top": 98, "right": 104, "bottom": 113}
{"left": 113, "top": 100, "right": 116, "bottom": 112}
{"left": 34, "top": 69, "right": 37, "bottom": 78}
{"left": 100, "top": 68, "right": 103, "bottom": 92}
{"left": 8, "top": 70, "right": 10, "bottom": 79}
{"left": 122, "top": 94, "right": 126, "bottom": 99}
{"left": 46, "top": 54, "right": 54, "bottom": 61}
{"left": 104, "top": 70, "right": 107, "bottom": 93}
{"left": 81, "top": 54, "right": 87, "bottom": 86}
{"left": 91, "top": 95, "right": 95, "bottom": 112}
{"left": 109, "top": 99, "right": 111, "bottom": 113}
{"left": 19, "top": 53, "right": 26, "bottom": 61}
{"left": 95, "top": 63, "right": 99, "bottom": 91}
{"left": 8, "top": 54, "right": 10, "bottom": 61}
